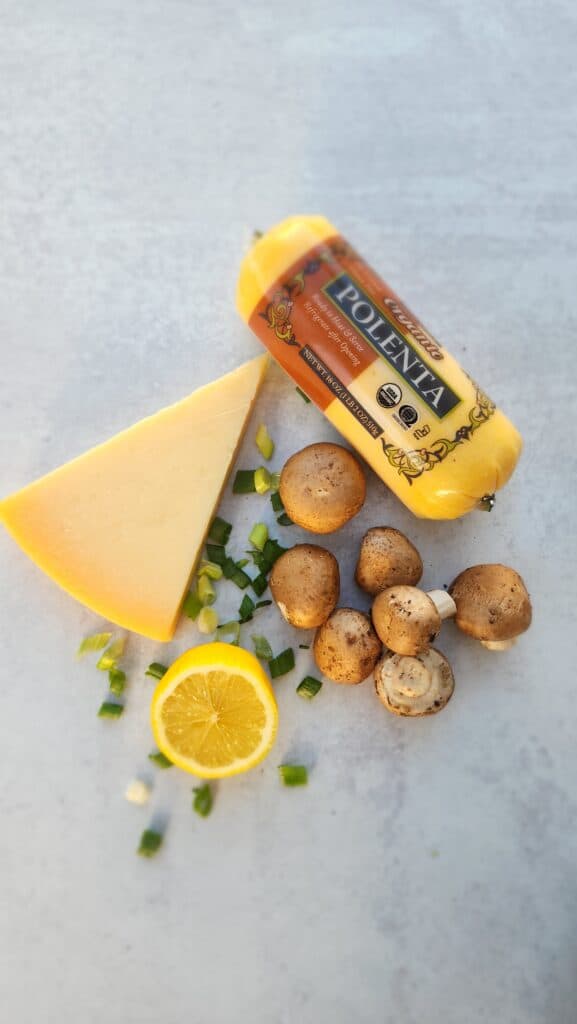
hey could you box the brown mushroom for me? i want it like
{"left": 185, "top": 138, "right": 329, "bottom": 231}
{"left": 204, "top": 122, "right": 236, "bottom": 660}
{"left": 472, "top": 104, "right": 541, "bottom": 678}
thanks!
{"left": 269, "top": 544, "right": 339, "bottom": 629}
{"left": 355, "top": 527, "right": 423, "bottom": 595}
{"left": 371, "top": 585, "right": 456, "bottom": 656}
{"left": 313, "top": 607, "right": 382, "bottom": 684}
{"left": 449, "top": 564, "right": 532, "bottom": 650}
{"left": 374, "top": 648, "right": 455, "bottom": 716}
{"left": 279, "top": 442, "right": 366, "bottom": 534}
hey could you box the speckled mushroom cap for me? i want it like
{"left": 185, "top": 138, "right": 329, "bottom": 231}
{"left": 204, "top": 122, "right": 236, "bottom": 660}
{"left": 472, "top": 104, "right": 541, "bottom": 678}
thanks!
{"left": 355, "top": 527, "right": 423, "bottom": 595}
{"left": 371, "top": 586, "right": 442, "bottom": 656}
{"left": 374, "top": 648, "right": 455, "bottom": 716}
{"left": 269, "top": 543, "right": 339, "bottom": 629}
{"left": 279, "top": 442, "right": 366, "bottom": 534}
{"left": 313, "top": 607, "right": 382, "bottom": 684}
{"left": 449, "top": 564, "right": 532, "bottom": 642}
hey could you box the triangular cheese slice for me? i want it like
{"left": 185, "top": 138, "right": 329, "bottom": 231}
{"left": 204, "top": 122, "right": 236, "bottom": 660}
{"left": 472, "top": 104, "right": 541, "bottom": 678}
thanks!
{"left": 0, "top": 355, "right": 268, "bottom": 641}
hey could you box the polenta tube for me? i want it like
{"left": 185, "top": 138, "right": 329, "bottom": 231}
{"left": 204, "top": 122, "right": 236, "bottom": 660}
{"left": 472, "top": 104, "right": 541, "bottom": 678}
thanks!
{"left": 236, "top": 216, "right": 522, "bottom": 519}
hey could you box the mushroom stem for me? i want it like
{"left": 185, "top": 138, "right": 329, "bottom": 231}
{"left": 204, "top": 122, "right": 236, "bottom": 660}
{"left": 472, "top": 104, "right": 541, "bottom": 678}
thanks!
{"left": 427, "top": 590, "right": 457, "bottom": 620}
{"left": 480, "top": 638, "right": 517, "bottom": 651}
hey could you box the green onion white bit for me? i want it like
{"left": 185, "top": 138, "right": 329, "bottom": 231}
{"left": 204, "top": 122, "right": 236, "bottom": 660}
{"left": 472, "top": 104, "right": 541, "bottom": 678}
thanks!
{"left": 108, "top": 667, "right": 126, "bottom": 695}
{"left": 249, "top": 522, "right": 268, "bottom": 552}
{"left": 197, "top": 573, "right": 216, "bottom": 606}
{"left": 198, "top": 559, "right": 223, "bottom": 580}
{"left": 254, "top": 467, "right": 272, "bottom": 494}
{"left": 125, "top": 779, "right": 151, "bottom": 805}
{"left": 96, "top": 635, "right": 126, "bottom": 671}
{"left": 197, "top": 607, "right": 219, "bottom": 634}
{"left": 255, "top": 423, "right": 275, "bottom": 461}
{"left": 76, "top": 632, "right": 112, "bottom": 658}
{"left": 279, "top": 764, "right": 308, "bottom": 786}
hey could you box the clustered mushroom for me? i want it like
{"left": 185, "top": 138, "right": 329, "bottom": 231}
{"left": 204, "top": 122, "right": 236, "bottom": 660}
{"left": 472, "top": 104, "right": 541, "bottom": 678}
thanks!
{"left": 268, "top": 443, "right": 533, "bottom": 719}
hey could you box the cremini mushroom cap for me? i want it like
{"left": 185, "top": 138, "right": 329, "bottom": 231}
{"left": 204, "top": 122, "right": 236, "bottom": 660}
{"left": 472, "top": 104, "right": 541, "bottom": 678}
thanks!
{"left": 279, "top": 442, "right": 366, "bottom": 534}
{"left": 313, "top": 607, "right": 382, "bottom": 684}
{"left": 371, "top": 586, "right": 441, "bottom": 656}
{"left": 374, "top": 648, "right": 455, "bottom": 716}
{"left": 355, "top": 527, "right": 423, "bottom": 596}
{"left": 449, "top": 564, "right": 532, "bottom": 642}
{"left": 270, "top": 543, "right": 339, "bottom": 629}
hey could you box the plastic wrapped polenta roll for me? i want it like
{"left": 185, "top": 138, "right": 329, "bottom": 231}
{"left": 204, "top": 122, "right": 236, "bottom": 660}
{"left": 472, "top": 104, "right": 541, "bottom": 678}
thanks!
{"left": 236, "top": 215, "right": 522, "bottom": 520}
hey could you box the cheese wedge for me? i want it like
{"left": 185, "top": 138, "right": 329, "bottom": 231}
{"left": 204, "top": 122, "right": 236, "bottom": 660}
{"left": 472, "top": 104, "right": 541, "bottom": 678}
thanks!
{"left": 0, "top": 355, "right": 268, "bottom": 640}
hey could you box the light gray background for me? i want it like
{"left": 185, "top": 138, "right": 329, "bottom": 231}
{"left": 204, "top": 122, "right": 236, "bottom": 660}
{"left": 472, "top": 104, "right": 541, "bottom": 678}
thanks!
{"left": 1, "top": 2, "right": 576, "bottom": 1022}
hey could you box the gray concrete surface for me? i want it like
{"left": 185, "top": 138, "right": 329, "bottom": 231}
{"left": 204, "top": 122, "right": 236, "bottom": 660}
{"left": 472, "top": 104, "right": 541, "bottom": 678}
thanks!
{"left": 1, "top": 2, "right": 576, "bottom": 1022}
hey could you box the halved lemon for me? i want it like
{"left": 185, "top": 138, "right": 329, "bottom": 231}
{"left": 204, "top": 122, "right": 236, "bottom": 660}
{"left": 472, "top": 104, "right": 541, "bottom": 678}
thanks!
{"left": 150, "top": 642, "right": 278, "bottom": 778}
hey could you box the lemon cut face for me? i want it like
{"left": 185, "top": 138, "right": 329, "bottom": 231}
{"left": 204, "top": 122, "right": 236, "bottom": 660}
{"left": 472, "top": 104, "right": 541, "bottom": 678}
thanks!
{"left": 151, "top": 643, "right": 278, "bottom": 778}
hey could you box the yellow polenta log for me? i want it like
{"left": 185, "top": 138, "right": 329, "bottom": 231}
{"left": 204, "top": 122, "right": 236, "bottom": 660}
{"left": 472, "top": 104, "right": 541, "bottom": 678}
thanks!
{"left": 0, "top": 355, "right": 268, "bottom": 639}
{"left": 237, "top": 216, "right": 521, "bottom": 519}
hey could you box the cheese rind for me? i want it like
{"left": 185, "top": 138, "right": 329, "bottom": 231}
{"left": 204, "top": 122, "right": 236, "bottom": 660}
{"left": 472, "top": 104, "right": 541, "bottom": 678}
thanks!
{"left": 0, "top": 355, "right": 268, "bottom": 640}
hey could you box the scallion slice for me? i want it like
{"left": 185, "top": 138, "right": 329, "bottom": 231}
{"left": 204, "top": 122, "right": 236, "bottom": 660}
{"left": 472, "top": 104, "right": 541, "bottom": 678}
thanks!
{"left": 279, "top": 764, "right": 308, "bottom": 786}
{"left": 297, "top": 676, "right": 322, "bottom": 700}
{"left": 270, "top": 491, "right": 284, "bottom": 513}
{"left": 98, "top": 701, "right": 124, "bottom": 719}
{"left": 231, "top": 567, "right": 251, "bottom": 590}
{"left": 96, "top": 635, "right": 126, "bottom": 671}
{"left": 298, "top": 644, "right": 310, "bottom": 650}
{"left": 255, "top": 600, "right": 272, "bottom": 609}
{"left": 77, "top": 632, "right": 112, "bottom": 658}
{"left": 108, "top": 667, "right": 126, "bottom": 695}
{"left": 197, "top": 574, "right": 216, "bottom": 606}
{"left": 198, "top": 607, "right": 219, "bottom": 634}
{"left": 296, "top": 387, "right": 311, "bottom": 403}
{"left": 269, "top": 647, "right": 295, "bottom": 679}
{"left": 216, "top": 621, "right": 241, "bottom": 645}
{"left": 254, "top": 467, "right": 271, "bottom": 494}
{"left": 208, "top": 516, "right": 233, "bottom": 546}
{"left": 269, "top": 472, "right": 281, "bottom": 493}
{"left": 183, "top": 589, "right": 203, "bottom": 621}
{"left": 233, "top": 470, "right": 257, "bottom": 494}
{"left": 137, "top": 828, "right": 163, "bottom": 857}
{"left": 249, "top": 522, "right": 268, "bottom": 551}
{"left": 251, "top": 573, "right": 268, "bottom": 597}
{"left": 255, "top": 423, "right": 275, "bottom": 461}
{"left": 148, "top": 750, "right": 173, "bottom": 768}
{"left": 263, "top": 538, "right": 287, "bottom": 568}
{"left": 205, "top": 543, "right": 227, "bottom": 566}
{"left": 198, "top": 560, "right": 223, "bottom": 581}
{"left": 145, "top": 662, "right": 168, "bottom": 680}
{"left": 276, "top": 513, "right": 293, "bottom": 527}
{"left": 193, "top": 784, "right": 213, "bottom": 818}
{"left": 238, "top": 594, "right": 255, "bottom": 623}
{"left": 252, "top": 635, "right": 273, "bottom": 661}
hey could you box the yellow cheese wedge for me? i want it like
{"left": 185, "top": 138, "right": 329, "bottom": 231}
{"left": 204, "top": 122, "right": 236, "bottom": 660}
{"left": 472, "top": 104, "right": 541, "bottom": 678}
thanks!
{"left": 0, "top": 355, "right": 268, "bottom": 640}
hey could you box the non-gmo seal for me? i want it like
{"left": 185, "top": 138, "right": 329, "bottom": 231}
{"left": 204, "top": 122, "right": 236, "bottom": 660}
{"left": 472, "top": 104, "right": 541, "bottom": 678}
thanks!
{"left": 377, "top": 383, "right": 402, "bottom": 409}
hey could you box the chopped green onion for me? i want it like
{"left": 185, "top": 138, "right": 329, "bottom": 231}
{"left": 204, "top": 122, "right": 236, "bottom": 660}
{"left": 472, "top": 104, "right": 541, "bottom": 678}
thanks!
{"left": 249, "top": 522, "right": 268, "bottom": 551}
{"left": 96, "top": 635, "right": 126, "bottom": 671}
{"left": 255, "top": 423, "right": 275, "bottom": 461}
{"left": 251, "top": 573, "right": 268, "bottom": 597}
{"left": 276, "top": 513, "right": 293, "bottom": 527}
{"left": 137, "top": 828, "right": 163, "bottom": 857}
{"left": 236, "top": 558, "right": 250, "bottom": 569}
{"left": 263, "top": 538, "right": 287, "bottom": 568}
{"left": 252, "top": 635, "right": 273, "bottom": 661}
{"left": 205, "top": 543, "right": 227, "bottom": 566}
{"left": 296, "top": 387, "right": 311, "bottom": 403}
{"left": 270, "top": 491, "right": 284, "bottom": 513}
{"left": 233, "top": 470, "right": 257, "bottom": 494}
{"left": 297, "top": 676, "right": 322, "bottom": 700}
{"left": 269, "top": 472, "right": 281, "bottom": 492}
{"left": 148, "top": 750, "right": 173, "bottom": 768}
{"left": 77, "top": 631, "right": 112, "bottom": 658}
{"left": 108, "top": 667, "right": 126, "bottom": 695}
{"left": 208, "top": 516, "right": 232, "bottom": 546}
{"left": 279, "top": 764, "right": 308, "bottom": 786}
{"left": 254, "top": 467, "right": 272, "bottom": 494}
{"left": 197, "top": 574, "right": 216, "bottom": 606}
{"left": 269, "top": 647, "right": 295, "bottom": 679}
{"left": 216, "top": 621, "right": 241, "bottom": 645}
{"left": 299, "top": 644, "right": 310, "bottom": 650}
{"left": 198, "top": 560, "right": 223, "bottom": 581}
{"left": 193, "top": 784, "right": 213, "bottom": 818}
{"left": 223, "top": 557, "right": 252, "bottom": 589}
{"left": 145, "top": 662, "right": 168, "bottom": 680}
{"left": 183, "top": 588, "right": 203, "bottom": 621}
{"left": 198, "top": 607, "right": 219, "bottom": 634}
{"left": 255, "top": 600, "right": 272, "bottom": 609}
{"left": 98, "top": 701, "right": 124, "bottom": 719}
{"left": 238, "top": 594, "right": 255, "bottom": 623}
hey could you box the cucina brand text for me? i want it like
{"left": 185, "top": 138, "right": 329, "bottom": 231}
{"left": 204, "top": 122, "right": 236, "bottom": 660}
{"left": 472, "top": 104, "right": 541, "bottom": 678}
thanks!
{"left": 323, "top": 273, "right": 460, "bottom": 418}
